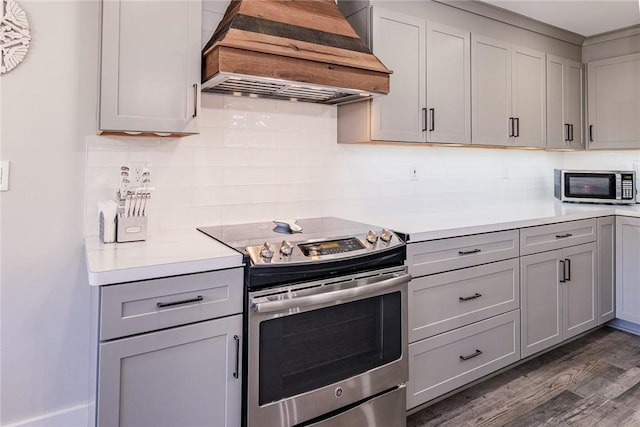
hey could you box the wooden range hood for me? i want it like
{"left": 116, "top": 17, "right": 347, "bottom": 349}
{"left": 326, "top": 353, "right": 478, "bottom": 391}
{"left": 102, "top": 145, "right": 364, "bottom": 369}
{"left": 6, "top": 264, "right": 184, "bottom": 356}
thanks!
{"left": 201, "top": 0, "right": 391, "bottom": 104}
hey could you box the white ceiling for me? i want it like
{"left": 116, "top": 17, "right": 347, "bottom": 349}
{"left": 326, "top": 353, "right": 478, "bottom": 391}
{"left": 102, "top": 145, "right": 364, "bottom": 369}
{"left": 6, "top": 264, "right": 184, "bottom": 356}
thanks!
{"left": 479, "top": 0, "right": 640, "bottom": 37}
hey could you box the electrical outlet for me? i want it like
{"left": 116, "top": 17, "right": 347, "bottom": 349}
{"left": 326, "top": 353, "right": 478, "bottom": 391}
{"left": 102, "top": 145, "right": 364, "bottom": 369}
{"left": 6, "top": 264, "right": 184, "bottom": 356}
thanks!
{"left": 128, "top": 161, "right": 149, "bottom": 189}
{"left": 410, "top": 166, "right": 418, "bottom": 181}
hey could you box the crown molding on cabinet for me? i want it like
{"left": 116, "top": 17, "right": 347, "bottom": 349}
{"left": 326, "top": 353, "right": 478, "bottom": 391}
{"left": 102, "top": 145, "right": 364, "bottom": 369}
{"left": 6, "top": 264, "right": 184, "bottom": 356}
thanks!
{"left": 583, "top": 25, "right": 640, "bottom": 47}
{"left": 433, "top": 0, "right": 585, "bottom": 47}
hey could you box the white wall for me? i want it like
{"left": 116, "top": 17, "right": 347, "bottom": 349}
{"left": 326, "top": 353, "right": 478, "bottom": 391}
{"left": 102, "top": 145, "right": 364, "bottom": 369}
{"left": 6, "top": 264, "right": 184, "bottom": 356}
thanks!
{"left": 1, "top": 0, "right": 98, "bottom": 425}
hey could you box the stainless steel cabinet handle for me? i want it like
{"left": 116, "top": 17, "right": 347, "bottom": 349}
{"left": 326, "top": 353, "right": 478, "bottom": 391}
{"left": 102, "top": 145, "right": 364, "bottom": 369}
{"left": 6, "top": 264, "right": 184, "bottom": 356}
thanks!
{"left": 565, "top": 258, "right": 571, "bottom": 282}
{"left": 555, "top": 233, "right": 572, "bottom": 239}
{"left": 459, "top": 293, "right": 482, "bottom": 302}
{"left": 422, "top": 108, "right": 428, "bottom": 132}
{"left": 565, "top": 124, "right": 570, "bottom": 142}
{"left": 192, "top": 83, "right": 198, "bottom": 118}
{"left": 509, "top": 117, "right": 515, "bottom": 137}
{"left": 156, "top": 295, "right": 203, "bottom": 308}
{"left": 429, "top": 108, "right": 435, "bottom": 132}
{"left": 559, "top": 260, "right": 566, "bottom": 283}
{"left": 458, "top": 248, "right": 481, "bottom": 256}
{"left": 233, "top": 335, "right": 240, "bottom": 379}
{"left": 460, "top": 349, "right": 483, "bottom": 361}
{"left": 251, "top": 273, "right": 411, "bottom": 314}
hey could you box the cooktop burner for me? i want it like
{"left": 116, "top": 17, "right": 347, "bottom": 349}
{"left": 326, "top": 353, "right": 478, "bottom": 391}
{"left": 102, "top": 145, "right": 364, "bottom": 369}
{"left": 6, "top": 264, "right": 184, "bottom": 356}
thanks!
{"left": 197, "top": 217, "right": 404, "bottom": 266}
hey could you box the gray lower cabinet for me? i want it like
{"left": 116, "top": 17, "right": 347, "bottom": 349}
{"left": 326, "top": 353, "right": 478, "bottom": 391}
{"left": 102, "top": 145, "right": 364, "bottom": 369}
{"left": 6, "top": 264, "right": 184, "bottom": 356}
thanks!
{"left": 408, "top": 310, "right": 520, "bottom": 408}
{"left": 98, "top": 315, "right": 242, "bottom": 427}
{"left": 520, "top": 242, "right": 597, "bottom": 358}
{"left": 615, "top": 216, "right": 640, "bottom": 324}
{"left": 597, "top": 216, "right": 615, "bottom": 324}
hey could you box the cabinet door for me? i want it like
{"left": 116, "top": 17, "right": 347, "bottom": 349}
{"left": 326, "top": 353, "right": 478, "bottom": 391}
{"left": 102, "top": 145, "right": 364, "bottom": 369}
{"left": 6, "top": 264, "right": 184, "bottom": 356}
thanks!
{"left": 100, "top": 0, "right": 201, "bottom": 134}
{"left": 472, "top": 35, "right": 511, "bottom": 146}
{"left": 563, "top": 242, "right": 597, "bottom": 339}
{"left": 97, "top": 315, "right": 242, "bottom": 427}
{"left": 425, "top": 22, "right": 470, "bottom": 144}
{"left": 616, "top": 217, "right": 640, "bottom": 323}
{"left": 511, "top": 45, "right": 546, "bottom": 148}
{"left": 546, "top": 54, "right": 567, "bottom": 149}
{"left": 587, "top": 53, "right": 640, "bottom": 149}
{"left": 598, "top": 216, "right": 615, "bottom": 324}
{"left": 520, "top": 250, "right": 563, "bottom": 358}
{"left": 565, "top": 59, "right": 584, "bottom": 148}
{"left": 371, "top": 8, "right": 426, "bottom": 142}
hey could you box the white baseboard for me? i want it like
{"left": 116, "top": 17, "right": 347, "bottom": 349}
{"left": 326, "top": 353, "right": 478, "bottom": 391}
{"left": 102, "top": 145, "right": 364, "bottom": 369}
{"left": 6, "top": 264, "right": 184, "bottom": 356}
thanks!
{"left": 608, "top": 318, "right": 640, "bottom": 336}
{"left": 5, "top": 404, "right": 90, "bottom": 427}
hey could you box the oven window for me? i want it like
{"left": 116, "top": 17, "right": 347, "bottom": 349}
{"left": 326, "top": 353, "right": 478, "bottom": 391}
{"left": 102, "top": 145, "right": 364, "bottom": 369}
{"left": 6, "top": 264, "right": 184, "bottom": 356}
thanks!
{"left": 258, "top": 292, "right": 402, "bottom": 405}
{"left": 565, "top": 174, "right": 615, "bottom": 199}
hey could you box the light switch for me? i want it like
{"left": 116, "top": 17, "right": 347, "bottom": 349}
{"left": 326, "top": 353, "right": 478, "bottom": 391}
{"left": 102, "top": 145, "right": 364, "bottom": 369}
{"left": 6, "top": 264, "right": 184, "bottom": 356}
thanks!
{"left": 0, "top": 161, "right": 9, "bottom": 191}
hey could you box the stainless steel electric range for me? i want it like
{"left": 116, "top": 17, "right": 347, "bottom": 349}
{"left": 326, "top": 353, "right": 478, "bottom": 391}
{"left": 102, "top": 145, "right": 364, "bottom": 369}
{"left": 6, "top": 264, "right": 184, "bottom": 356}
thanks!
{"left": 198, "top": 217, "right": 410, "bottom": 427}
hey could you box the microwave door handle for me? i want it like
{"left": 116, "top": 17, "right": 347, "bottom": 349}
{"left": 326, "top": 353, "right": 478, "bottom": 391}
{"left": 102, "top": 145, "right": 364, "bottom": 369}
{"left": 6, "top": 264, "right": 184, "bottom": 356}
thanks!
{"left": 251, "top": 273, "right": 411, "bottom": 314}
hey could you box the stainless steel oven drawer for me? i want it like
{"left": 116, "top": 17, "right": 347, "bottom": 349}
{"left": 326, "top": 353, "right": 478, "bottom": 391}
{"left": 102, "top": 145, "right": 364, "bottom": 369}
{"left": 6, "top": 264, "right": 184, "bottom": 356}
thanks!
{"left": 100, "top": 268, "right": 243, "bottom": 340}
{"left": 306, "top": 386, "right": 406, "bottom": 427}
{"left": 520, "top": 219, "right": 596, "bottom": 255}
{"left": 408, "top": 310, "right": 521, "bottom": 409}
{"left": 409, "top": 259, "right": 519, "bottom": 342}
{"left": 407, "top": 230, "right": 519, "bottom": 277}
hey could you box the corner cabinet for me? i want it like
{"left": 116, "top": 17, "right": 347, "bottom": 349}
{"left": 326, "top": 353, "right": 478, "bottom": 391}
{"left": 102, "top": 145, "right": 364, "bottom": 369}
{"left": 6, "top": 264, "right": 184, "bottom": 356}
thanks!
{"left": 587, "top": 53, "right": 640, "bottom": 149}
{"left": 95, "top": 268, "right": 243, "bottom": 427}
{"left": 615, "top": 216, "right": 640, "bottom": 324}
{"left": 98, "top": 0, "right": 201, "bottom": 135}
{"left": 338, "top": 7, "right": 470, "bottom": 144}
{"left": 546, "top": 55, "right": 584, "bottom": 149}
{"left": 472, "top": 35, "right": 546, "bottom": 147}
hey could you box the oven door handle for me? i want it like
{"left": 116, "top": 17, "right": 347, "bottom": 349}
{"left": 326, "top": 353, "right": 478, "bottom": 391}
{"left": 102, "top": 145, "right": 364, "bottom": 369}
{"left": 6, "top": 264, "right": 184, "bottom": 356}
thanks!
{"left": 251, "top": 273, "right": 411, "bottom": 314}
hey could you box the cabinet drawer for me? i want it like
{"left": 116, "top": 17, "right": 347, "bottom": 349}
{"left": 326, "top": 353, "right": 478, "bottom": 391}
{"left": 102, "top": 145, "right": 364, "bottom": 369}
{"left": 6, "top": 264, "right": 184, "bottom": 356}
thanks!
{"left": 408, "top": 310, "right": 520, "bottom": 409}
{"left": 407, "top": 229, "right": 519, "bottom": 277}
{"left": 520, "top": 219, "right": 596, "bottom": 255}
{"left": 409, "top": 259, "right": 519, "bottom": 342}
{"left": 100, "top": 268, "right": 243, "bottom": 340}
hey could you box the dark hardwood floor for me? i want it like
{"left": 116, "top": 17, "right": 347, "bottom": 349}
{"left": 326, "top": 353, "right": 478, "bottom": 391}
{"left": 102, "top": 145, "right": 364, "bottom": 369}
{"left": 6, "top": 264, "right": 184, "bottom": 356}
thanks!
{"left": 407, "top": 327, "right": 640, "bottom": 427}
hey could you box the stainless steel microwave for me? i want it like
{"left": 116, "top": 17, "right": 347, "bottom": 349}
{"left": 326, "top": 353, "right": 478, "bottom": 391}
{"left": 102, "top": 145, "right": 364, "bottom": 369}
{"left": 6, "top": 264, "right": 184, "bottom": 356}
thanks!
{"left": 554, "top": 169, "right": 636, "bottom": 204}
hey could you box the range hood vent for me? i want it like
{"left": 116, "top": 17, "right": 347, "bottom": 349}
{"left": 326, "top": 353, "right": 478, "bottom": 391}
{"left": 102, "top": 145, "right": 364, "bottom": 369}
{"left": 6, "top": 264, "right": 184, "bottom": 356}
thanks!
{"left": 202, "top": 0, "right": 392, "bottom": 105}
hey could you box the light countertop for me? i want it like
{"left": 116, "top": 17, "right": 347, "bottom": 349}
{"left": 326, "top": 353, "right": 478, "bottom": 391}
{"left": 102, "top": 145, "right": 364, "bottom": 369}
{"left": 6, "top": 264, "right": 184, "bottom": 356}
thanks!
{"left": 85, "top": 228, "right": 243, "bottom": 286}
{"left": 85, "top": 198, "right": 640, "bottom": 286}
{"left": 351, "top": 199, "right": 640, "bottom": 242}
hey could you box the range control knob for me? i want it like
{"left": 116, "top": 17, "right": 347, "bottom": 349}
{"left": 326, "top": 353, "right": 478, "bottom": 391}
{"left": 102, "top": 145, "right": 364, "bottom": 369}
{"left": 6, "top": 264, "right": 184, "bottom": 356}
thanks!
{"left": 380, "top": 229, "right": 393, "bottom": 242}
{"left": 280, "top": 240, "right": 293, "bottom": 256}
{"left": 366, "top": 230, "right": 379, "bottom": 244}
{"left": 260, "top": 242, "right": 274, "bottom": 259}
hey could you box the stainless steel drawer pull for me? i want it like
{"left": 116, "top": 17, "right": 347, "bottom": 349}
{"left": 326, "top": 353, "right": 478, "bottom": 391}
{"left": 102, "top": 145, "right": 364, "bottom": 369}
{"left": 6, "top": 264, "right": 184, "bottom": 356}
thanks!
{"left": 460, "top": 349, "right": 483, "bottom": 361}
{"left": 555, "top": 233, "right": 573, "bottom": 239}
{"left": 233, "top": 335, "right": 240, "bottom": 379}
{"left": 156, "top": 295, "right": 204, "bottom": 308}
{"left": 458, "top": 249, "right": 481, "bottom": 255}
{"left": 459, "top": 293, "right": 482, "bottom": 302}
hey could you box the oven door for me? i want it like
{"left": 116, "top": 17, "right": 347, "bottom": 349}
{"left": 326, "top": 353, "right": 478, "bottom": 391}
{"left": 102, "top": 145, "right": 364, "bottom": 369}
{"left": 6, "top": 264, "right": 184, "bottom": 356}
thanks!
{"left": 247, "top": 267, "right": 410, "bottom": 427}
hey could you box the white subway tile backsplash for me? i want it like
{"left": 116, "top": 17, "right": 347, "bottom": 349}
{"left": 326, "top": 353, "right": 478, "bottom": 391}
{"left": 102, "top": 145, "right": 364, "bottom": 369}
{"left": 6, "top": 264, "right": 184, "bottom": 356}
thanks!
{"left": 83, "top": 94, "right": 599, "bottom": 235}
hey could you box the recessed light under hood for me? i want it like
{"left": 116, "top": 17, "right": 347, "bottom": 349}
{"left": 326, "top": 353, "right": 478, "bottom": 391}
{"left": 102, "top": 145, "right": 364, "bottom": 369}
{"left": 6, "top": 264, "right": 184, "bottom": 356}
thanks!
{"left": 201, "top": 0, "right": 392, "bottom": 105}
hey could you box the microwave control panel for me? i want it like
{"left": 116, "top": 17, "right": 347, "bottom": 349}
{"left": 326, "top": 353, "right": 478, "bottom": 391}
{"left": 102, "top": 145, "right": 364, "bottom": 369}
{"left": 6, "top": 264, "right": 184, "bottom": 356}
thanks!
{"left": 622, "top": 174, "right": 634, "bottom": 199}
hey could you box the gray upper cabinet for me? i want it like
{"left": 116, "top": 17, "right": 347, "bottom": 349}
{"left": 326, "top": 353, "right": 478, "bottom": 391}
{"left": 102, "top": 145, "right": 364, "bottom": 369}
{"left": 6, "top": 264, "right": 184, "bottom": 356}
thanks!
{"left": 546, "top": 55, "right": 584, "bottom": 149}
{"left": 472, "top": 34, "right": 546, "bottom": 147}
{"left": 370, "top": 7, "right": 426, "bottom": 142}
{"left": 338, "top": 6, "right": 470, "bottom": 144}
{"left": 425, "top": 22, "right": 471, "bottom": 144}
{"left": 99, "top": 0, "right": 201, "bottom": 135}
{"left": 587, "top": 53, "right": 640, "bottom": 149}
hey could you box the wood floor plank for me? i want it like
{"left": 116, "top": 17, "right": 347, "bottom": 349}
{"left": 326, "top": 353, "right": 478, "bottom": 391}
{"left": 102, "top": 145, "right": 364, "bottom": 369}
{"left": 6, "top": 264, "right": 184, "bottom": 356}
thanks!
{"left": 407, "top": 327, "right": 640, "bottom": 427}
